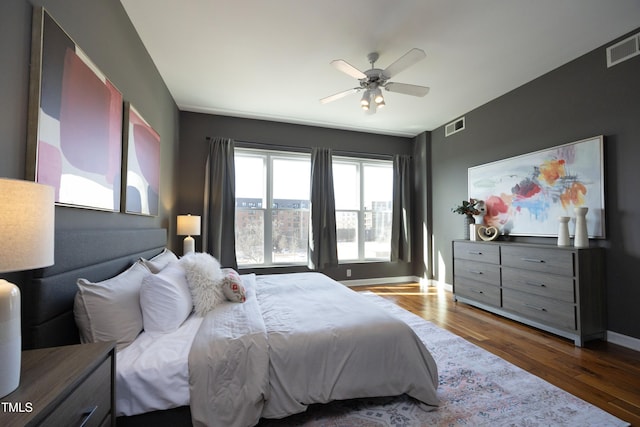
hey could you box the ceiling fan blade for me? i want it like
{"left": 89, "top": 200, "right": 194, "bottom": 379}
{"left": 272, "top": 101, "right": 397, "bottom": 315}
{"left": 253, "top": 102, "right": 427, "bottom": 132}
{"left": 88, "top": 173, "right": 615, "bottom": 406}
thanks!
{"left": 384, "top": 82, "right": 430, "bottom": 97}
{"left": 382, "top": 48, "right": 426, "bottom": 78}
{"left": 320, "top": 88, "right": 359, "bottom": 104}
{"left": 330, "top": 60, "right": 367, "bottom": 79}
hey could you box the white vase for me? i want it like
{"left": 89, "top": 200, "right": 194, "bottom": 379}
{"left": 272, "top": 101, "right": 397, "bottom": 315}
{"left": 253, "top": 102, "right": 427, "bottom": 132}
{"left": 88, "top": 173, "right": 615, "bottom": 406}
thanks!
{"left": 574, "top": 207, "right": 589, "bottom": 248}
{"left": 557, "top": 216, "right": 570, "bottom": 246}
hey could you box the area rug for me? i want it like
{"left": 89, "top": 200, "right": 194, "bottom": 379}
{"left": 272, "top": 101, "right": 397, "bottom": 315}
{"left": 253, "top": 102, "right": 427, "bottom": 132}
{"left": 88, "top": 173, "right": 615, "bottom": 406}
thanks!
{"left": 259, "top": 293, "right": 629, "bottom": 427}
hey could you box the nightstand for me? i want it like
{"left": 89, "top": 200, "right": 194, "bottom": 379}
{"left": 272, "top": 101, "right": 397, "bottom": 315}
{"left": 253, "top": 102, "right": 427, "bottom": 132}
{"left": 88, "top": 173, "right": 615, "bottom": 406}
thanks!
{"left": 0, "top": 341, "right": 115, "bottom": 427}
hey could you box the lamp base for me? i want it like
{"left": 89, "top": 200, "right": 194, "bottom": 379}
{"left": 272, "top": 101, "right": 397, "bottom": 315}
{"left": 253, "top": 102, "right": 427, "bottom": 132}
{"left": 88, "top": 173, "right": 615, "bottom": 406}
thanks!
{"left": 183, "top": 235, "right": 195, "bottom": 255}
{"left": 0, "top": 279, "right": 21, "bottom": 398}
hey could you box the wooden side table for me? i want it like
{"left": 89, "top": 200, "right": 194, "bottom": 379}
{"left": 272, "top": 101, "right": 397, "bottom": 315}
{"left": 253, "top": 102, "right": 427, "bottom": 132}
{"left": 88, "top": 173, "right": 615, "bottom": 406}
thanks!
{"left": 0, "top": 341, "right": 115, "bottom": 427}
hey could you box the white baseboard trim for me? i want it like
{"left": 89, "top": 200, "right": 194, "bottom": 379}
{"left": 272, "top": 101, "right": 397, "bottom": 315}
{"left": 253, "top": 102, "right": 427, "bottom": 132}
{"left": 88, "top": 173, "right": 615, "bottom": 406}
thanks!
{"left": 341, "top": 276, "right": 422, "bottom": 287}
{"left": 607, "top": 330, "right": 640, "bottom": 352}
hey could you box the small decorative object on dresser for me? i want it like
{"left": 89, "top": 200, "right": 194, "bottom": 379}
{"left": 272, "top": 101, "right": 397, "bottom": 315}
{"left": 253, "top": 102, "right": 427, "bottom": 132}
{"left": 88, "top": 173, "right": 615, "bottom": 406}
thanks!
{"left": 557, "top": 216, "right": 570, "bottom": 246}
{"left": 574, "top": 207, "right": 589, "bottom": 248}
{"left": 452, "top": 199, "right": 482, "bottom": 240}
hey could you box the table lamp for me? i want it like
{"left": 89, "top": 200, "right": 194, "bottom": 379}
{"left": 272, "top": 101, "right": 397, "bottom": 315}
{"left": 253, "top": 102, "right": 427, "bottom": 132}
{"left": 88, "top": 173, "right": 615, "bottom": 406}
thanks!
{"left": 0, "top": 178, "right": 55, "bottom": 398}
{"left": 177, "top": 214, "right": 201, "bottom": 255}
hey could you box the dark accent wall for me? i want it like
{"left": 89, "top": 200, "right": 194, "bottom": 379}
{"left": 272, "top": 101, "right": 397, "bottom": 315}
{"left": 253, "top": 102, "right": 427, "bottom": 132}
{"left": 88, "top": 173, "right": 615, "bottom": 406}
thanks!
{"left": 1, "top": 1, "right": 179, "bottom": 243}
{"left": 178, "top": 112, "right": 416, "bottom": 281}
{"left": 430, "top": 28, "right": 640, "bottom": 339}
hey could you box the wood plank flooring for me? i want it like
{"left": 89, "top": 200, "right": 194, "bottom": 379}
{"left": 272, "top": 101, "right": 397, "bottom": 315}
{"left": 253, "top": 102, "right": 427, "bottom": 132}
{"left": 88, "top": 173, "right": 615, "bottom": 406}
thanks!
{"left": 355, "top": 283, "right": 640, "bottom": 426}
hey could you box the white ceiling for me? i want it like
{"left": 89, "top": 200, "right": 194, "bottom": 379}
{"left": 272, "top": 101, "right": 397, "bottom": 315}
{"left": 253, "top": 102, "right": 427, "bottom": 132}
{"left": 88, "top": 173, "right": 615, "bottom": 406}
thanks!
{"left": 120, "top": 0, "right": 640, "bottom": 137}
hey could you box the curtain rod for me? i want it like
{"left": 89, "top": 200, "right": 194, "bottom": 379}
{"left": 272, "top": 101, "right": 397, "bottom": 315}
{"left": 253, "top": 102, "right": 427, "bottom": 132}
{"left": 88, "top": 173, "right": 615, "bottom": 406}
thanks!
{"left": 205, "top": 136, "right": 395, "bottom": 160}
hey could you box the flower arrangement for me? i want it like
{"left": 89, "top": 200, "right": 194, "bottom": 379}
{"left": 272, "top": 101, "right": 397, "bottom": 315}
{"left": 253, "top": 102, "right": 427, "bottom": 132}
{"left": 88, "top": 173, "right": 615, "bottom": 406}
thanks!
{"left": 452, "top": 198, "right": 481, "bottom": 216}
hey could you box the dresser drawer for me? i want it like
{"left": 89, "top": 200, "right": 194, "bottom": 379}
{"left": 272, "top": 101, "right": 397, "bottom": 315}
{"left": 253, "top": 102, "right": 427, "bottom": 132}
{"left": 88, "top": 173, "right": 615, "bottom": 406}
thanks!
{"left": 454, "top": 277, "right": 501, "bottom": 307}
{"left": 502, "top": 267, "right": 575, "bottom": 303}
{"left": 453, "top": 242, "right": 500, "bottom": 264}
{"left": 41, "top": 358, "right": 111, "bottom": 427}
{"left": 454, "top": 259, "right": 501, "bottom": 285}
{"left": 501, "top": 246, "right": 574, "bottom": 276}
{"left": 502, "top": 288, "right": 576, "bottom": 331}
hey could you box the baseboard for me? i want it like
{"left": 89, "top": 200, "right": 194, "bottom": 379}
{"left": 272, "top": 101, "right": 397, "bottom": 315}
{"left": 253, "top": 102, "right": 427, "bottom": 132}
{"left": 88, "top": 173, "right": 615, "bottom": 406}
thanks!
{"left": 342, "top": 276, "right": 421, "bottom": 287}
{"left": 607, "top": 330, "right": 640, "bottom": 352}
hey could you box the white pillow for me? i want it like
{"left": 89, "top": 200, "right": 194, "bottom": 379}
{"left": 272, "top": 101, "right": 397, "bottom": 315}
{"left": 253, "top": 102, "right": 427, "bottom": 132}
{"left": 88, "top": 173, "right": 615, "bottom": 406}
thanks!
{"left": 140, "top": 262, "right": 193, "bottom": 334}
{"left": 179, "top": 252, "right": 225, "bottom": 316}
{"left": 140, "top": 248, "right": 179, "bottom": 273}
{"left": 74, "top": 261, "right": 150, "bottom": 349}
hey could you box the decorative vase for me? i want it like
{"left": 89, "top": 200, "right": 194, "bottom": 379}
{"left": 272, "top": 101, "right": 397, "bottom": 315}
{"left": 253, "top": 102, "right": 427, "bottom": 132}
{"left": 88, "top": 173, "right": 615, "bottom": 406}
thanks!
{"left": 574, "top": 207, "right": 589, "bottom": 248}
{"left": 557, "top": 216, "right": 570, "bottom": 246}
{"left": 463, "top": 215, "right": 475, "bottom": 240}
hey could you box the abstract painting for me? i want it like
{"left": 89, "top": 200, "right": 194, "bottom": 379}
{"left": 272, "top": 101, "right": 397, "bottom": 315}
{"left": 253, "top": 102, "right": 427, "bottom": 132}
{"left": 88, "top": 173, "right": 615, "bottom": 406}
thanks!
{"left": 27, "top": 8, "right": 123, "bottom": 211}
{"left": 468, "top": 136, "right": 605, "bottom": 237}
{"left": 123, "top": 103, "right": 160, "bottom": 216}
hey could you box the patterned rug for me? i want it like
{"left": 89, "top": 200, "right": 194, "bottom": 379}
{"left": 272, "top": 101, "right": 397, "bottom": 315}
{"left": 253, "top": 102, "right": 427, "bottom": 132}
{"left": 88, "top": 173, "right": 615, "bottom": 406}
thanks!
{"left": 259, "top": 293, "right": 629, "bottom": 427}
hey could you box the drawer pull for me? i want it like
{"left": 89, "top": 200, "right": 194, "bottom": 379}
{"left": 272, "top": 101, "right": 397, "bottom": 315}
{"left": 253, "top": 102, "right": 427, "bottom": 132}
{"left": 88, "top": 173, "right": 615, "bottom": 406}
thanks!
{"left": 524, "top": 303, "right": 547, "bottom": 312}
{"left": 521, "top": 257, "right": 545, "bottom": 263}
{"left": 469, "top": 270, "right": 483, "bottom": 275}
{"left": 471, "top": 289, "right": 484, "bottom": 294}
{"left": 525, "top": 281, "right": 546, "bottom": 288}
{"left": 79, "top": 405, "right": 98, "bottom": 427}
{"left": 468, "top": 251, "right": 483, "bottom": 255}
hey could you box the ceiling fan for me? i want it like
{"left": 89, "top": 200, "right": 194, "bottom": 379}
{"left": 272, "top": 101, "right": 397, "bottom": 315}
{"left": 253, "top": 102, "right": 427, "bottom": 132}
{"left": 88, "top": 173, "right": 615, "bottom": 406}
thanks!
{"left": 320, "top": 48, "right": 429, "bottom": 114}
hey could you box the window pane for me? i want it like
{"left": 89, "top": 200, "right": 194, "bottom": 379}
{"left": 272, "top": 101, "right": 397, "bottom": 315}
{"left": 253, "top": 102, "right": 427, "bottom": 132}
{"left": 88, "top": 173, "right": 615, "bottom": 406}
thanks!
{"left": 364, "top": 210, "right": 392, "bottom": 259}
{"left": 235, "top": 155, "right": 265, "bottom": 207}
{"left": 273, "top": 158, "right": 310, "bottom": 203}
{"left": 333, "top": 162, "right": 359, "bottom": 210}
{"left": 235, "top": 209, "right": 264, "bottom": 265}
{"left": 336, "top": 211, "right": 358, "bottom": 260}
{"left": 272, "top": 209, "right": 309, "bottom": 263}
{"left": 363, "top": 164, "right": 392, "bottom": 210}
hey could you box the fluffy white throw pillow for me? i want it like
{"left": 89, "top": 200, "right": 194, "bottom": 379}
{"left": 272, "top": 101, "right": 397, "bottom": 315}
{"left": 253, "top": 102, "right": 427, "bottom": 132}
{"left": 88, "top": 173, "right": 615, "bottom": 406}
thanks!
{"left": 179, "top": 252, "right": 225, "bottom": 316}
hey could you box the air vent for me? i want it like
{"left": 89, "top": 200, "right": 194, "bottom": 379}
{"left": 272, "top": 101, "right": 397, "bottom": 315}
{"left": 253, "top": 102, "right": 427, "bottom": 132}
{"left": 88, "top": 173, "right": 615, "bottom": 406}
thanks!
{"left": 607, "top": 33, "right": 640, "bottom": 67}
{"left": 445, "top": 117, "right": 465, "bottom": 137}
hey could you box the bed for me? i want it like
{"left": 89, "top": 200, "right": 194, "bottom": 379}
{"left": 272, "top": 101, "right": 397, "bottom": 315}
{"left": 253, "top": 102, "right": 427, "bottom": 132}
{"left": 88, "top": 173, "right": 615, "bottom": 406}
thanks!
{"left": 21, "top": 228, "right": 439, "bottom": 427}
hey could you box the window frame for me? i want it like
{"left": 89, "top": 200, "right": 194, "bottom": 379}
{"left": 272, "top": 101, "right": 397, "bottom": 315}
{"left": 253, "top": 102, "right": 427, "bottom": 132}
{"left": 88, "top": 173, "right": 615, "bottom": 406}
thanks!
{"left": 234, "top": 147, "right": 311, "bottom": 267}
{"left": 333, "top": 155, "right": 393, "bottom": 263}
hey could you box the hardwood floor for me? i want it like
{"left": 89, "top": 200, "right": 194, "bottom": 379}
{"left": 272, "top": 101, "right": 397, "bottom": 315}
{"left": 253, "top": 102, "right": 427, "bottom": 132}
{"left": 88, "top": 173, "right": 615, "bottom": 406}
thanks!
{"left": 356, "top": 283, "right": 640, "bottom": 426}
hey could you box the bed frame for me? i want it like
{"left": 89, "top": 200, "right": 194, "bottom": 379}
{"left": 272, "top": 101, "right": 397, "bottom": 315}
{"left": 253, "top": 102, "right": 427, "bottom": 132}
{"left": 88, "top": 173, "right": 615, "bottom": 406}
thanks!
{"left": 20, "top": 228, "right": 167, "bottom": 350}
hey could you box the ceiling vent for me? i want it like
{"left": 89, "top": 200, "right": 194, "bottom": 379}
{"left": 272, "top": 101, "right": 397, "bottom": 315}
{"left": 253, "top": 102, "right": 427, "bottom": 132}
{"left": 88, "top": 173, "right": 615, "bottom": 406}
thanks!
{"left": 445, "top": 117, "right": 465, "bottom": 137}
{"left": 607, "top": 32, "right": 640, "bottom": 68}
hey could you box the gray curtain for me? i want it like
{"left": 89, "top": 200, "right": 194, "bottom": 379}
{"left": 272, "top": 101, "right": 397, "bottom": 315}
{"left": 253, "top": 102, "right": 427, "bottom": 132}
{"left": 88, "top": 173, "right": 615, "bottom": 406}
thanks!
{"left": 203, "top": 137, "right": 238, "bottom": 269}
{"left": 391, "top": 154, "right": 412, "bottom": 262}
{"left": 308, "top": 147, "right": 338, "bottom": 270}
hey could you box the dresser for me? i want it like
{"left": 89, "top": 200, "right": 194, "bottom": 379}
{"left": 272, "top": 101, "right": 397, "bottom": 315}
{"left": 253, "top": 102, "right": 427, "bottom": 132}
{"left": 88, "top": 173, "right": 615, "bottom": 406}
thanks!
{"left": 0, "top": 342, "right": 115, "bottom": 427}
{"left": 452, "top": 240, "right": 605, "bottom": 346}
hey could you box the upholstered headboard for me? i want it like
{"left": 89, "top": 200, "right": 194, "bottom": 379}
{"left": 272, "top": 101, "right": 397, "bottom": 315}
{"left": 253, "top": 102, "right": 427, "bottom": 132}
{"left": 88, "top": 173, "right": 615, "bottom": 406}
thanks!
{"left": 20, "top": 228, "right": 167, "bottom": 349}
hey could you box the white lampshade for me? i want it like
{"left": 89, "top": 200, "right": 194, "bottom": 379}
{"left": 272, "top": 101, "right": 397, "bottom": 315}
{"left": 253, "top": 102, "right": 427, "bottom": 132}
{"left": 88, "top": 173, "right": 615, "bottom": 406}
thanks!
{"left": 177, "top": 214, "right": 201, "bottom": 237}
{"left": 0, "top": 178, "right": 55, "bottom": 273}
{"left": 0, "top": 178, "right": 55, "bottom": 398}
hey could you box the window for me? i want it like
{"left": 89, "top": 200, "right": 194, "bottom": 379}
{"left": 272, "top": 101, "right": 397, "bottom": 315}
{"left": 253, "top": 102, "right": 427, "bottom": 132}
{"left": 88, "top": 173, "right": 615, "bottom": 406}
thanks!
{"left": 333, "top": 157, "right": 393, "bottom": 262}
{"left": 235, "top": 148, "right": 310, "bottom": 266}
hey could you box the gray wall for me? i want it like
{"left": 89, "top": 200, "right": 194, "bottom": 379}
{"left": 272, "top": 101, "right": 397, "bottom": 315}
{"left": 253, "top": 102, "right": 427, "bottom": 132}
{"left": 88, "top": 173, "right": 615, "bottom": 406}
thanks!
{"left": 430, "top": 28, "right": 640, "bottom": 340}
{"left": 177, "top": 112, "right": 417, "bottom": 281}
{"left": 1, "top": 1, "right": 180, "bottom": 244}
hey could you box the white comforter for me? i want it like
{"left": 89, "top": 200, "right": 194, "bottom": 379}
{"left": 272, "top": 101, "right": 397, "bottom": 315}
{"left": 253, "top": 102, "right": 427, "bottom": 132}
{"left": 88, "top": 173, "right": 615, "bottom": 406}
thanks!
{"left": 189, "top": 272, "right": 439, "bottom": 427}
